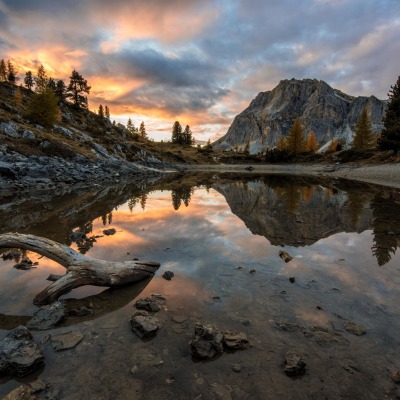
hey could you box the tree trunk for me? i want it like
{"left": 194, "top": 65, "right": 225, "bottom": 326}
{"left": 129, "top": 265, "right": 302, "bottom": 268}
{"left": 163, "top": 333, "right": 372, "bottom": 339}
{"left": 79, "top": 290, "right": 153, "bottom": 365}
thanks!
{"left": 0, "top": 233, "right": 160, "bottom": 305}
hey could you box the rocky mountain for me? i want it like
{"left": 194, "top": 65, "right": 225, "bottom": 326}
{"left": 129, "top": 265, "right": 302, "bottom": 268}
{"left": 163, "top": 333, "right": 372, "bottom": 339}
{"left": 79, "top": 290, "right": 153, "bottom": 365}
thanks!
{"left": 213, "top": 78, "right": 387, "bottom": 154}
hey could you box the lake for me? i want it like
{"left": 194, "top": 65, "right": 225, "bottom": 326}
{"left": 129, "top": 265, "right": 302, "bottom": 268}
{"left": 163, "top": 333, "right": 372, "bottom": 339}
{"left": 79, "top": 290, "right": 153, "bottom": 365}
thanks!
{"left": 1, "top": 173, "right": 400, "bottom": 399}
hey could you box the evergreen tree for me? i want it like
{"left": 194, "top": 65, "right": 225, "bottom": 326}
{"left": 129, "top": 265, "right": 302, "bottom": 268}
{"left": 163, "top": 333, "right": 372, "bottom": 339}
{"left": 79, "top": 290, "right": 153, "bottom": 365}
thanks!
{"left": 287, "top": 117, "right": 306, "bottom": 153}
{"left": 306, "top": 131, "right": 318, "bottom": 152}
{"left": 378, "top": 76, "right": 400, "bottom": 152}
{"left": 66, "top": 69, "right": 91, "bottom": 109}
{"left": 244, "top": 139, "right": 250, "bottom": 155}
{"left": 183, "top": 125, "right": 193, "bottom": 145}
{"left": 139, "top": 121, "right": 147, "bottom": 140}
{"left": 34, "top": 64, "right": 48, "bottom": 93}
{"left": 127, "top": 118, "right": 138, "bottom": 137}
{"left": 24, "top": 71, "right": 34, "bottom": 90}
{"left": 0, "top": 59, "right": 7, "bottom": 81}
{"left": 98, "top": 104, "right": 104, "bottom": 118}
{"left": 55, "top": 79, "right": 66, "bottom": 102}
{"left": 204, "top": 138, "right": 212, "bottom": 151}
{"left": 352, "top": 108, "right": 375, "bottom": 150}
{"left": 171, "top": 121, "right": 183, "bottom": 144}
{"left": 14, "top": 89, "right": 23, "bottom": 107}
{"left": 105, "top": 105, "right": 110, "bottom": 119}
{"left": 25, "top": 87, "right": 60, "bottom": 127}
{"left": 6, "top": 60, "right": 17, "bottom": 83}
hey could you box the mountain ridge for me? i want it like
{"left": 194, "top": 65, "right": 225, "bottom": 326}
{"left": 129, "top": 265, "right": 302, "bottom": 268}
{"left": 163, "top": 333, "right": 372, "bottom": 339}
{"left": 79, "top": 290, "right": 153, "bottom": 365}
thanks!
{"left": 213, "top": 78, "right": 387, "bottom": 154}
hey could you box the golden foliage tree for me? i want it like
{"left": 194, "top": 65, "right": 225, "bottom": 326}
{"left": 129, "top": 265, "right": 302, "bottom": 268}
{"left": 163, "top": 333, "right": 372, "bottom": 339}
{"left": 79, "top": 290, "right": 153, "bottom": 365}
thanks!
{"left": 287, "top": 117, "right": 306, "bottom": 153}
{"left": 276, "top": 136, "right": 287, "bottom": 151}
{"left": 306, "top": 131, "right": 318, "bottom": 152}
{"left": 352, "top": 108, "right": 375, "bottom": 150}
{"left": 25, "top": 87, "right": 60, "bottom": 127}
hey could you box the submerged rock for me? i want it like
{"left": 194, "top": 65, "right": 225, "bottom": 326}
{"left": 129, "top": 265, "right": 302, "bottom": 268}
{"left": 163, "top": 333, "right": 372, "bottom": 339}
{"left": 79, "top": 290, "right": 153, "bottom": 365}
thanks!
{"left": 103, "top": 228, "right": 116, "bottom": 236}
{"left": 135, "top": 297, "right": 161, "bottom": 312}
{"left": 279, "top": 250, "right": 293, "bottom": 263}
{"left": 51, "top": 331, "right": 84, "bottom": 351}
{"left": 310, "top": 326, "right": 349, "bottom": 347}
{"left": 189, "top": 324, "right": 224, "bottom": 360}
{"left": 130, "top": 311, "right": 160, "bottom": 339}
{"left": 284, "top": 351, "right": 306, "bottom": 376}
{"left": 343, "top": 321, "right": 366, "bottom": 336}
{"left": 27, "top": 301, "right": 67, "bottom": 330}
{"left": 162, "top": 271, "right": 174, "bottom": 281}
{"left": 223, "top": 331, "right": 249, "bottom": 350}
{"left": 0, "top": 326, "right": 44, "bottom": 377}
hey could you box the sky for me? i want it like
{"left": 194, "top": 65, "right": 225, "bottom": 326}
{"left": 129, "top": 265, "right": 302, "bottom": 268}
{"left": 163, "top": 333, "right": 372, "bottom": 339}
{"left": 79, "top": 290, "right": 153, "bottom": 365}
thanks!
{"left": 0, "top": 0, "right": 399, "bottom": 141}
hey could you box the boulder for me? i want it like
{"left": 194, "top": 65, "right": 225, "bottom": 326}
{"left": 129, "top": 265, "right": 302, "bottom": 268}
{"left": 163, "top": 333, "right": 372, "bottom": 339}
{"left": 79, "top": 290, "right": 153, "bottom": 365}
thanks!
{"left": 135, "top": 297, "right": 161, "bottom": 312}
{"left": 51, "top": 331, "right": 84, "bottom": 351}
{"left": 189, "top": 324, "right": 224, "bottom": 360}
{"left": 0, "top": 326, "right": 44, "bottom": 377}
{"left": 130, "top": 311, "right": 160, "bottom": 339}
{"left": 223, "top": 331, "right": 249, "bottom": 349}
{"left": 343, "top": 321, "right": 366, "bottom": 336}
{"left": 284, "top": 351, "right": 306, "bottom": 376}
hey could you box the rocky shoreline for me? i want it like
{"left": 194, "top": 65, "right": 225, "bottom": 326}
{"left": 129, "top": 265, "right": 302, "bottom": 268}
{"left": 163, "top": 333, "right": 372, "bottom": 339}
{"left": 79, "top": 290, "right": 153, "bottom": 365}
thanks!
{"left": 185, "top": 162, "right": 400, "bottom": 189}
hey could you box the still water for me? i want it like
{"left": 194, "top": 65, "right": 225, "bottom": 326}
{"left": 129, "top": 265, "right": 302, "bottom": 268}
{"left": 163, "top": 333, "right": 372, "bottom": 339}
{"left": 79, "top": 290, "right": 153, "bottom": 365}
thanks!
{"left": 0, "top": 174, "right": 400, "bottom": 399}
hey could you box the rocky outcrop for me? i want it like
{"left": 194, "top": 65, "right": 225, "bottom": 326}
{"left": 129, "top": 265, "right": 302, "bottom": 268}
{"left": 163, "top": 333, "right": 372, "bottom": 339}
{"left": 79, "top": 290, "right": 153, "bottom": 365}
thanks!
{"left": 213, "top": 78, "right": 387, "bottom": 153}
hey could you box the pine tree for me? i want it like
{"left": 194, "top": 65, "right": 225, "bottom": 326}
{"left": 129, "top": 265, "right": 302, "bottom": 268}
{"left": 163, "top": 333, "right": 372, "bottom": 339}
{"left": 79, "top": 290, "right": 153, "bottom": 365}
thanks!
{"left": 25, "top": 87, "right": 60, "bottom": 127}
{"left": 351, "top": 108, "right": 375, "bottom": 150}
{"left": 55, "top": 79, "right": 66, "bottom": 102}
{"left": 127, "top": 118, "right": 137, "bottom": 137}
{"left": 139, "top": 121, "right": 146, "bottom": 140}
{"left": 204, "top": 139, "right": 212, "bottom": 151}
{"left": 183, "top": 125, "right": 193, "bottom": 145}
{"left": 98, "top": 104, "right": 104, "bottom": 118}
{"left": 6, "top": 60, "right": 17, "bottom": 83}
{"left": 286, "top": 117, "right": 306, "bottom": 153}
{"left": 24, "top": 71, "right": 34, "bottom": 90}
{"left": 378, "top": 76, "right": 400, "bottom": 152}
{"left": 34, "top": 64, "right": 48, "bottom": 93}
{"left": 171, "top": 121, "right": 183, "bottom": 144}
{"left": 66, "top": 69, "right": 91, "bottom": 109}
{"left": 0, "top": 59, "right": 7, "bottom": 81}
{"left": 47, "top": 77, "right": 57, "bottom": 92}
{"left": 105, "top": 105, "right": 110, "bottom": 119}
{"left": 244, "top": 139, "right": 250, "bottom": 155}
{"left": 306, "top": 131, "right": 318, "bottom": 152}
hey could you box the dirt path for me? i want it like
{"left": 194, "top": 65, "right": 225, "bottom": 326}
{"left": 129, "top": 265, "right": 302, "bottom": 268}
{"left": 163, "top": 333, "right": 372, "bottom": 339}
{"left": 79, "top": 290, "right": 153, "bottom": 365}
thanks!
{"left": 185, "top": 163, "right": 400, "bottom": 188}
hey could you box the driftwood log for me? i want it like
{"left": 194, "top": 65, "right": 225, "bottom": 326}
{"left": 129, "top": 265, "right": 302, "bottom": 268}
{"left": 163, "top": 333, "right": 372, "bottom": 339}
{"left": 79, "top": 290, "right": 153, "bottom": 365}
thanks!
{"left": 0, "top": 233, "right": 160, "bottom": 306}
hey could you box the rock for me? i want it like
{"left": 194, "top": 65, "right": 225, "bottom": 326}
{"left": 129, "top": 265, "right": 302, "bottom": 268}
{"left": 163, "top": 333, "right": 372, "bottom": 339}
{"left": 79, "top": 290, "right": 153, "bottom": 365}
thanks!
{"left": 279, "top": 250, "right": 293, "bottom": 263}
{"left": 28, "top": 379, "right": 47, "bottom": 393}
{"left": 343, "top": 321, "right": 366, "bottom": 336}
{"left": 245, "top": 166, "right": 254, "bottom": 171}
{"left": 46, "top": 274, "right": 64, "bottom": 282}
{"left": 162, "top": 271, "right": 174, "bottom": 280}
{"left": 13, "top": 257, "right": 36, "bottom": 270}
{"left": 171, "top": 315, "right": 188, "bottom": 324}
{"left": 135, "top": 297, "right": 161, "bottom": 312}
{"left": 0, "top": 326, "right": 45, "bottom": 377}
{"left": 276, "top": 321, "right": 305, "bottom": 332}
{"left": 289, "top": 277, "right": 296, "bottom": 283}
{"left": 27, "top": 301, "right": 67, "bottom": 330}
{"left": 2, "top": 385, "right": 36, "bottom": 400}
{"left": 68, "top": 306, "right": 93, "bottom": 316}
{"left": 189, "top": 324, "right": 224, "bottom": 360}
{"left": 223, "top": 331, "right": 249, "bottom": 349}
{"left": 310, "top": 326, "right": 350, "bottom": 347}
{"left": 103, "top": 228, "right": 116, "bottom": 236}
{"left": 130, "top": 365, "right": 139, "bottom": 375}
{"left": 130, "top": 311, "right": 160, "bottom": 339}
{"left": 213, "top": 78, "right": 386, "bottom": 153}
{"left": 284, "top": 351, "right": 306, "bottom": 376}
{"left": 232, "top": 364, "right": 241, "bottom": 372}
{"left": 390, "top": 370, "right": 400, "bottom": 384}
{"left": 51, "top": 331, "right": 84, "bottom": 351}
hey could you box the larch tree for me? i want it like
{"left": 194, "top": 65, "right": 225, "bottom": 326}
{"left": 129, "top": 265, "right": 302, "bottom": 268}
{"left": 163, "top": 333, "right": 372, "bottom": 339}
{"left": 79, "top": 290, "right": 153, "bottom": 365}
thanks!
{"left": 287, "top": 117, "right": 306, "bottom": 153}
{"left": 378, "top": 75, "right": 400, "bottom": 152}
{"left": 6, "top": 60, "right": 17, "bottom": 83}
{"left": 24, "top": 71, "right": 34, "bottom": 90}
{"left": 25, "top": 87, "right": 60, "bottom": 127}
{"left": 139, "top": 121, "right": 147, "bottom": 140}
{"left": 183, "top": 125, "right": 193, "bottom": 145}
{"left": 34, "top": 64, "right": 48, "bottom": 93}
{"left": 66, "top": 69, "right": 91, "bottom": 109}
{"left": 105, "top": 105, "right": 110, "bottom": 119}
{"left": 98, "top": 104, "right": 104, "bottom": 118}
{"left": 306, "top": 131, "right": 318, "bottom": 152}
{"left": 171, "top": 121, "right": 183, "bottom": 144}
{"left": 276, "top": 136, "right": 287, "bottom": 151}
{"left": 0, "top": 59, "right": 7, "bottom": 81}
{"left": 352, "top": 108, "right": 375, "bottom": 150}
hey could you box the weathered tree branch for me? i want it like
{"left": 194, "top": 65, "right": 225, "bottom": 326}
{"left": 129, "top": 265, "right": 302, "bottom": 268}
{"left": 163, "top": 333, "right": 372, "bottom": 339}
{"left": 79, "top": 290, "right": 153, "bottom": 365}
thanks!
{"left": 0, "top": 233, "right": 160, "bottom": 305}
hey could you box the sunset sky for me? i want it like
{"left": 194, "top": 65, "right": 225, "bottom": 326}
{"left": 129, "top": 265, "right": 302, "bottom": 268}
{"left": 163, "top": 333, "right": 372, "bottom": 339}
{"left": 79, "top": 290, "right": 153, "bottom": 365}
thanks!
{"left": 0, "top": 0, "right": 399, "bottom": 141}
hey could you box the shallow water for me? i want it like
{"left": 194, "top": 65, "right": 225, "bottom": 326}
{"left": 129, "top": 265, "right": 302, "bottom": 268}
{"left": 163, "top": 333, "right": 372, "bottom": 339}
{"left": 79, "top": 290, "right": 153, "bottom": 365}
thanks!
{"left": 1, "top": 175, "right": 400, "bottom": 399}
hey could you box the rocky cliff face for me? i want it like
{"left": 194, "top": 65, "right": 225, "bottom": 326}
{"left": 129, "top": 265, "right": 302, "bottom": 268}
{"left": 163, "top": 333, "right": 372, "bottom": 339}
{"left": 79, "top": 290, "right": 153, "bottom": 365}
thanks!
{"left": 213, "top": 79, "right": 387, "bottom": 153}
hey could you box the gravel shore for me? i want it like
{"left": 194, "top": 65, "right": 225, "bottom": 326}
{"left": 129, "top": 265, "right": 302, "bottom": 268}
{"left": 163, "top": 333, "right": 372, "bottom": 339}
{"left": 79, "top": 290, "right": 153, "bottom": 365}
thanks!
{"left": 186, "top": 163, "right": 400, "bottom": 189}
